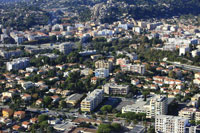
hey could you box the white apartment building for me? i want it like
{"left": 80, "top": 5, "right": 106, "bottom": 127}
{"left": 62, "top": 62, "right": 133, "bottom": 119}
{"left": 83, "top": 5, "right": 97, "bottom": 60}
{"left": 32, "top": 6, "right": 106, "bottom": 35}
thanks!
{"left": 122, "top": 95, "right": 168, "bottom": 119}
{"left": 81, "top": 89, "right": 104, "bottom": 112}
{"left": 121, "top": 64, "right": 145, "bottom": 75}
{"left": 179, "top": 46, "right": 190, "bottom": 56}
{"left": 155, "top": 115, "right": 189, "bottom": 133}
{"left": 59, "top": 42, "right": 73, "bottom": 55}
{"left": 6, "top": 57, "right": 30, "bottom": 71}
{"left": 0, "top": 50, "right": 23, "bottom": 59}
{"left": 94, "top": 68, "right": 109, "bottom": 78}
{"left": 195, "top": 111, "right": 200, "bottom": 122}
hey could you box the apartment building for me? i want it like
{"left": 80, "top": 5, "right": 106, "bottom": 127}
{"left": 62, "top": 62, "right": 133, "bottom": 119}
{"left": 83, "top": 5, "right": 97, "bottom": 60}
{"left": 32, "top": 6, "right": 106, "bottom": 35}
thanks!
{"left": 79, "top": 50, "right": 97, "bottom": 56}
{"left": 0, "top": 50, "right": 23, "bottom": 59}
{"left": 178, "top": 108, "right": 197, "bottom": 120}
{"left": 121, "top": 64, "right": 145, "bottom": 75}
{"left": 195, "top": 111, "right": 200, "bottom": 122}
{"left": 81, "top": 89, "right": 104, "bottom": 112}
{"left": 59, "top": 42, "right": 73, "bottom": 55}
{"left": 6, "top": 57, "right": 30, "bottom": 71}
{"left": 190, "top": 93, "right": 200, "bottom": 108}
{"left": 66, "top": 93, "right": 83, "bottom": 106}
{"left": 155, "top": 115, "right": 189, "bottom": 133}
{"left": 116, "top": 58, "right": 129, "bottom": 66}
{"left": 122, "top": 95, "right": 168, "bottom": 119}
{"left": 147, "top": 95, "right": 168, "bottom": 118}
{"left": 94, "top": 68, "right": 109, "bottom": 78}
{"left": 102, "top": 83, "right": 129, "bottom": 95}
{"left": 179, "top": 46, "right": 190, "bottom": 56}
{"left": 95, "top": 60, "right": 113, "bottom": 71}
{"left": 186, "top": 125, "right": 200, "bottom": 133}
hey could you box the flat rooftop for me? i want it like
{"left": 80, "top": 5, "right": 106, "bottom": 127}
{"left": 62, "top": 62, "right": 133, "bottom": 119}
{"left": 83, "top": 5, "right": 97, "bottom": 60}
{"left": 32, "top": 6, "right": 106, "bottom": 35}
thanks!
{"left": 67, "top": 93, "right": 83, "bottom": 101}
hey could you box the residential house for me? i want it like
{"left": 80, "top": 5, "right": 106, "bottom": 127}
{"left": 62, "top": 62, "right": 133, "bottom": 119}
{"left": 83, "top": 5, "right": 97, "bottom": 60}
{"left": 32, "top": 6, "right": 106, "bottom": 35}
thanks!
{"left": 91, "top": 77, "right": 98, "bottom": 84}
{"left": 21, "top": 94, "right": 31, "bottom": 101}
{"left": 2, "top": 109, "right": 13, "bottom": 118}
{"left": 14, "top": 111, "right": 26, "bottom": 119}
{"left": 51, "top": 95, "right": 60, "bottom": 103}
{"left": 22, "top": 121, "right": 31, "bottom": 129}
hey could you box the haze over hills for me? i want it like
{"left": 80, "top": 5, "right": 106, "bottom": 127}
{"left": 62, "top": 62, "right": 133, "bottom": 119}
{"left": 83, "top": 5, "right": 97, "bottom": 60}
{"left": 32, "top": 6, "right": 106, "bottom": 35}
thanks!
{"left": 0, "top": 0, "right": 30, "bottom": 2}
{"left": 19, "top": 0, "right": 200, "bottom": 23}
{"left": 0, "top": 0, "right": 200, "bottom": 24}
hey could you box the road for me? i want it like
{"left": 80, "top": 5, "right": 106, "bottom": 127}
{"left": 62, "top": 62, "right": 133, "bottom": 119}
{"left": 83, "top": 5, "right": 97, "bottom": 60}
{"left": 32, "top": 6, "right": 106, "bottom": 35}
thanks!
{"left": 167, "top": 61, "right": 200, "bottom": 72}
{"left": 26, "top": 107, "right": 88, "bottom": 119}
{"left": 0, "top": 43, "right": 59, "bottom": 49}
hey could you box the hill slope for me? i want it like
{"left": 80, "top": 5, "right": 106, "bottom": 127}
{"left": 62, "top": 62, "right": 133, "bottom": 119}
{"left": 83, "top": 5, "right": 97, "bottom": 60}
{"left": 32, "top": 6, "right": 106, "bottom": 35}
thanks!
{"left": 91, "top": 0, "right": 200, "bottom": 23}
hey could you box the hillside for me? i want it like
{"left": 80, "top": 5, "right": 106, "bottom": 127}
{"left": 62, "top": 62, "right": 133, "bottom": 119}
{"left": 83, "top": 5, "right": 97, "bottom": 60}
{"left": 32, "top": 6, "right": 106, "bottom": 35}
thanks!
{"left": 1, "top": 0, "right": 200, "bottom": 23}
{"left": 91, "top": 0, "right": 200, "bottom": 23}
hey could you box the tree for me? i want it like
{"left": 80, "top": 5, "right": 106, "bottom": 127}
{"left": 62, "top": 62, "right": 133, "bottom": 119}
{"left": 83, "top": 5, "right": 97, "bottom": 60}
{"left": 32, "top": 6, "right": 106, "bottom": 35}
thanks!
{"left": 39, "top": 121, "right": 48, "bottom": 130}
{"left": 43, "top": 96, "right": 52, "bottom": 107}
{"left": 168, "top": 71, "right": 176, "bottom": 78}
{"left": 190, "top": 120, "right": 196, "bottom": 125}
{"left": 142, "top": 90, "right": 150, "bottom": 101}
{"left": 38, "top": 115, "right": 48, "bottom": 123}
{"left": 100, "top": 105, "right": 112, "bottom": 113}
{"left": 47, "top": 126, "right": 54, "bottom": 133}
{"left": 196, "top": 120, "right": 200, "bottom": 125}
{"left": 32, "top": 93, "right": 38, "bottom": 100}
{"left": 118, "top": 112, "right": 146, "bottom": 121}
{"left": 97, "top": 124, "right": 112, "bottom": 133}
{"left": 60, "top": 101, "right": 67, "bottom": 108}
{"left": 30, "top": 124, "right": 39, "bottom": 133}
{"left": 147, "top": 126, "right": 155, "bottom": 133}
{"left": 111, "top": 123, "right": 122, "bottom": 131}
{"left": 145, "top": 63, "right": 151, "bottom": 70}
{"left": 97, "top": 123, "right": 122, "bottom": 133}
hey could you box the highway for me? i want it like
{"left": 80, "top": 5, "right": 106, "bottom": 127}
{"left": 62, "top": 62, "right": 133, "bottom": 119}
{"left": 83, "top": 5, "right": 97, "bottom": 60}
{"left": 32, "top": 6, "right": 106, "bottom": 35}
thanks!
{"left": 167, "top": 61, "right": 200, "bottom": 72}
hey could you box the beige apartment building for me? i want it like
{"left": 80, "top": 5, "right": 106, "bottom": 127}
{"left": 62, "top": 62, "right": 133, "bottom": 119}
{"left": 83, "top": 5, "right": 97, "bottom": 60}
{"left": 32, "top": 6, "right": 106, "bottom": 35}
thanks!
{"left": 81, "top": 89, "right": 104, "bottom": 112}
{"left": 179, "top": 108, "right": 197, "bottom": 120}
{"left": 95, "top": 60, "right": 113, "bottom": 71}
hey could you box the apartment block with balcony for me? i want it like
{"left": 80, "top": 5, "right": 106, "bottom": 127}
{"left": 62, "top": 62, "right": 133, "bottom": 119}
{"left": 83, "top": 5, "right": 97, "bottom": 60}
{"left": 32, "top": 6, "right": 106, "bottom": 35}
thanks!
{"left": 81, "top": 89, "right": 104, "bottom": 112}
{"left": 155, "top": 115, "right": 189, "bottom": 133}
{"left": 95, "top": 60, "right": 113, "bottom": 72}
{"left": 121, "top": 64, "right": 145, "bottom": 75}
{"left": 122, "top": 95, "right": 168, "bottom": 119}
{"left": 94, "top": 68, "right": 109, "bottom": 78}
{"left": 102, "top": 83, "right": 129, "bottom": 95}
{"left": 6, "top": 57, "right": 30, "bottom": 71}
{"left": 148, "top": 95, "right": 168, "bottom": 118}
{"left": 178, "top": 108, "right": 197, "bottom": 120}
{"left": 59, "top": 42, "right": 73, "bottom": 55}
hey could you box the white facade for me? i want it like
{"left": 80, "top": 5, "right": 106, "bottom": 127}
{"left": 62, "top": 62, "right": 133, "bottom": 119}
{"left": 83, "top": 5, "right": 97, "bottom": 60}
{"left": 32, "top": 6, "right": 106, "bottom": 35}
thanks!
{"left": 6, "top": 58, "right": 30, "bottom": 71}
{"left": 155, "top": 115, "right": 189, "bottom": 133}
{"left": 59, "top": 42, "right": 73, "bottom": 55}
{"left": 121, "top": 64, "right": 145, "bottom": 75}
{"left": 95, "top": 68, "right": 109, "bottom": 78}
{"left": 179, "top": 47, "right": 190, "bottom": 56}
{"left": 122, "top": 95, "right": 168, "bottom": 119}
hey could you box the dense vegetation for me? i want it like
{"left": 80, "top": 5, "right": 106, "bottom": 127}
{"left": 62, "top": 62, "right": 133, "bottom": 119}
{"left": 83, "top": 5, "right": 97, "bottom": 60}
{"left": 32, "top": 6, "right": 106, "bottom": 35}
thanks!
{"left": 0, "top": 3, "right": 49, "bottom": 30}
{"left": 1, "top": 0, "right": 200, "bottom": 25}
{"left": 100, "top": 0, "right": 200, "bottom": 23}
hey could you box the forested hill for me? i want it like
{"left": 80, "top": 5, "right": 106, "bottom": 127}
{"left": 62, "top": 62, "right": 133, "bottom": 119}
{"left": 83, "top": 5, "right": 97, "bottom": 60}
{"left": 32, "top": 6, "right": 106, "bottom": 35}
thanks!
{"left": 0, "top": 0, "right": 30, "bottom": 3}
{"left": 91, "top": 0, "right": 200, "bottom": 23}
{"left": 1, "top": 0, "right": 200, "bottom": 23}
